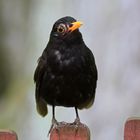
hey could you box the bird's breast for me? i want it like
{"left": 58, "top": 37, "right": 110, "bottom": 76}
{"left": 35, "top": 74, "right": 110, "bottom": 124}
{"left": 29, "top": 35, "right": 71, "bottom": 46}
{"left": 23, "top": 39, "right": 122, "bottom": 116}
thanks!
{"left": 48, "top": 49, "right": 83, "bottom": 74}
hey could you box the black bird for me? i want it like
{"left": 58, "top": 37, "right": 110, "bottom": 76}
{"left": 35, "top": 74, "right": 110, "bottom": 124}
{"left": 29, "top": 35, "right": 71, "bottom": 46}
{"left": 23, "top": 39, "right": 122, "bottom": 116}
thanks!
{"left": 34, "top": 16, "right": 98, "bottom": 128}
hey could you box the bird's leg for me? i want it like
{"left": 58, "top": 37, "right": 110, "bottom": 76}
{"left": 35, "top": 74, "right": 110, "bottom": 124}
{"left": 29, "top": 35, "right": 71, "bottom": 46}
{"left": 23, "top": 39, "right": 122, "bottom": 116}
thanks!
{"left": 74, "top": 107, "right": 81, "bottom": 124}
{"left": 74, "top": 107, "right": 86, "bottom": 127}
{"left": 52, "top": 105, "right": 58, "bottom": 125}
{"left": 70, "top": 107, "right": 82, "bottom": 136}
{"left": 74, "top": 107, "right": 80, "bottom": 124}
{"left": 48, "top": 105, "right": 59, "bottom": 135}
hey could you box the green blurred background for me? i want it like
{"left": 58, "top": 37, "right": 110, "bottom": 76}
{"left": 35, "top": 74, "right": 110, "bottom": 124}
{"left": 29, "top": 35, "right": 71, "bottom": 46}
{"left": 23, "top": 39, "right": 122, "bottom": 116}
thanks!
{"left": 0, "top": 0, "right": 140, "bottom": 140}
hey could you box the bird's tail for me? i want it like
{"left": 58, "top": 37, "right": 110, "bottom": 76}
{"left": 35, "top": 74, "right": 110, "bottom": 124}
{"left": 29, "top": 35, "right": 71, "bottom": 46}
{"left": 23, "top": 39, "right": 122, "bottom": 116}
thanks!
{"left": 36, "top": 98, "right": 48, "bottom": 117}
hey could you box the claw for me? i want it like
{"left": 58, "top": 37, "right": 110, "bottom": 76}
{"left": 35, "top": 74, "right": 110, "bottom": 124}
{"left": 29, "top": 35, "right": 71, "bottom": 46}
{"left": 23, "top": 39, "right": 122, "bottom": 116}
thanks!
{"left": 48, "top": 105, "right": 61, "bottom": 136}
{"left": 48, "top": 118, "right": 59, "bottom": 136}
{"left": 73, "top": 117, "right": 81, "bottom": 125}
{"left": 71, "top": 117, "right": 87, "bottom": 137}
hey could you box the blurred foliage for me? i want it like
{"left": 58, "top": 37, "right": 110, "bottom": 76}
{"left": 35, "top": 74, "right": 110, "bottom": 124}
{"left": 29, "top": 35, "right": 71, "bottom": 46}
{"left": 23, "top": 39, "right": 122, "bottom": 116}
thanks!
{"left": 0, "top": 47, "right": 12, "bottom": 97}
{"left": 0, "top": 0, "right": 33, "bottom": 128}
{"left": 0, "top": 3, "right": 12, "bottom": 97}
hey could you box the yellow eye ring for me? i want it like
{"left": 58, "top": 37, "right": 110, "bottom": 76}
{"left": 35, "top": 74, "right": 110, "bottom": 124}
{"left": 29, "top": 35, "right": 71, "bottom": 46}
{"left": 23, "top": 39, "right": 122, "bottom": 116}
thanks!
{"left": 57, "top": 24, "right": 67, "bottom": 33}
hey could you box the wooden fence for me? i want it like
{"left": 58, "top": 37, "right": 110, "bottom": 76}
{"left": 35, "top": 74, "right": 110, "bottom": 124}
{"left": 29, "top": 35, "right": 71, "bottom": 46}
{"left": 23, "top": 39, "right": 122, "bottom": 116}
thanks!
{"left": 0, "top": 119, "right": 139, "bottom": 140}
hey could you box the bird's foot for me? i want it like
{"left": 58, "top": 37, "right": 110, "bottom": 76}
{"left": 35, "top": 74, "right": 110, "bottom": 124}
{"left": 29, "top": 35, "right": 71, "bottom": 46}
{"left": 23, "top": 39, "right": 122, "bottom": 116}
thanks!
{"left": 73, "top": 117, "right": 81, "bottom": 125}
{"left": 71, "top": 118, "right": 82, "bottom": 136}
{"left": 48, "top": 118, "right": 60, "bottom": 136}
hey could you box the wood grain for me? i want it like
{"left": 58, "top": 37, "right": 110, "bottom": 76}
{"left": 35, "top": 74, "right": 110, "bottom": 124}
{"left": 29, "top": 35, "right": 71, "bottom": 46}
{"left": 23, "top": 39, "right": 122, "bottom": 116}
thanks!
{"left": 50, "top": 121, "right": 90, "bottom": 140}
{"left": 0, "top": 118, "right": 140, "bottom": 140}
{"left": 124, "top": 118, "right": 140, "bottom": 140}
{"left": 0, "top": 130, "right": 17, "bottom": 140}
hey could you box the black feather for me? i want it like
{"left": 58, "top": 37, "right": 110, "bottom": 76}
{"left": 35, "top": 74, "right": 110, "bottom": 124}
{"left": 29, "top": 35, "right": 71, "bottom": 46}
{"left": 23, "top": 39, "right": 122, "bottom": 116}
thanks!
{"left": 34, "top": 16, "right": 98, "bottom": 117}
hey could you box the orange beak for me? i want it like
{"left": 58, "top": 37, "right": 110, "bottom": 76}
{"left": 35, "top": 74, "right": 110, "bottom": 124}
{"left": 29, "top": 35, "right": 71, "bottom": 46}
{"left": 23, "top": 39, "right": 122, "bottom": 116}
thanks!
{"left": 68, "top": 21, "right": 83, "bottom": 32}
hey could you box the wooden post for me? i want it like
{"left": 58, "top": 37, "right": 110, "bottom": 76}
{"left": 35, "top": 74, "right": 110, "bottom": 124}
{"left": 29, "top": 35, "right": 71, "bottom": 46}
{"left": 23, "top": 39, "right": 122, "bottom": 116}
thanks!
{"left": 0, "top": 130, "right": 18, "bottom": 140}
{"left": 124, "top": 118, "right": 140, "bottom": 140}
{"left": 1, "top": 118, "right": 140, "bottom": 140}
{"left": 50, "top": 121, "right": 90, "bottom": 140}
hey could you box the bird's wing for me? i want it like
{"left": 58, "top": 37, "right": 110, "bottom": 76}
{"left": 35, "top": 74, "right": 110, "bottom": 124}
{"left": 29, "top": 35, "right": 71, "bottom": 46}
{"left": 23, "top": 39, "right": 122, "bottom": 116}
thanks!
{"left": 34, "top": 57, "right": 48, "bottom": 117}
{"left": 78, "top": 46, "right": 98, "bottom": 109}
{"left": 86, "top": 47, "right": 98, "bottom": 80}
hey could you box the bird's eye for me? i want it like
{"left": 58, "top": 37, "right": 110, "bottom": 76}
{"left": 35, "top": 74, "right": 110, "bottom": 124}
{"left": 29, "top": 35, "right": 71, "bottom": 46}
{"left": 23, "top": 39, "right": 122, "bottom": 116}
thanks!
{"left": 57, "top": 24, "right": 67, "bottom": 33}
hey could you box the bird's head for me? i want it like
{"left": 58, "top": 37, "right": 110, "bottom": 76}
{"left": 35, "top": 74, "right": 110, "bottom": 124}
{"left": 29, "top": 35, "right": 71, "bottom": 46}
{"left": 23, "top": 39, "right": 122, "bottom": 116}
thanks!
{"left": 50, "top": 16, "right": 83, "bottom": 43}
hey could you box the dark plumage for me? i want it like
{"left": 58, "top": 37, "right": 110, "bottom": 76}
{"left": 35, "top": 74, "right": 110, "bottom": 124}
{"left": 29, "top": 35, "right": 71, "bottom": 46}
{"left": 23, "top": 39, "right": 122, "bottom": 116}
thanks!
{"left": 34, "top": 16, "right": 98, "bottom": 123}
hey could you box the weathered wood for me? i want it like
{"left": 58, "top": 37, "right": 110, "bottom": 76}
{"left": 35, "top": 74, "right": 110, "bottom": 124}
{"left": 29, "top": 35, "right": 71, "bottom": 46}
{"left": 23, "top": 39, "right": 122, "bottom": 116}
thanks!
{"left": 50, "top": 121, "right": 90, "bottom": 140}
{"left": 124, "top": 118, "right": 140, "bottom": 140}
{"left": 0, "top": 130, "right": 17, "bottom": 140}
{"left": 1, "top": 118, "right": 140, "bottom": 140}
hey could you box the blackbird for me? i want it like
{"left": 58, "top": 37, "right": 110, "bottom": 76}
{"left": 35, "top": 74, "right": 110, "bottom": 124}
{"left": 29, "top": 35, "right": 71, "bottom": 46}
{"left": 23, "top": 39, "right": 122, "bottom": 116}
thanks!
{"left": 34, "top": 16, "right": 98, "bottom": 128}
